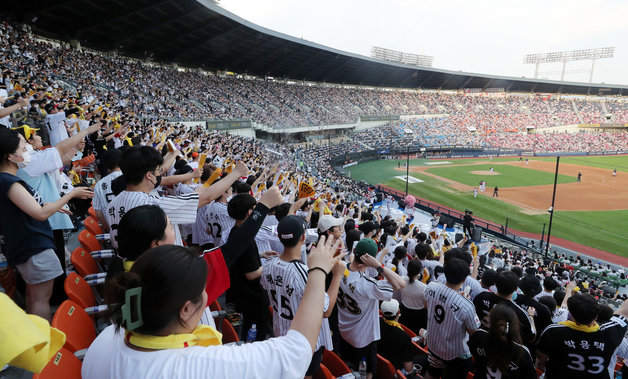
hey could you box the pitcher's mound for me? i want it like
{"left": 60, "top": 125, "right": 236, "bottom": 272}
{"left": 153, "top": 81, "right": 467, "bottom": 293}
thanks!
{"left": 471, "top": 170, "right": 499, "bottom": 176}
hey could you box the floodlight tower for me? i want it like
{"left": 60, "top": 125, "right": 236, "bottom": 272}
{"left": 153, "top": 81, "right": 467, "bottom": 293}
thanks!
{"left": 524, "top": 47, "right": 614, "bottom": 83}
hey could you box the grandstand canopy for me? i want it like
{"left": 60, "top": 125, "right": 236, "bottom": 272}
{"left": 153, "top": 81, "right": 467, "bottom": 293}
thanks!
{"left": 5, "top": 0, "right": 627, "bottom": 95}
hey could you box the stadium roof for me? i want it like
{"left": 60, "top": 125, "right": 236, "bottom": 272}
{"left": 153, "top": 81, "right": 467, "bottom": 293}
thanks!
{"left": 5, "top": 0, "right": 627, "bottom": 96}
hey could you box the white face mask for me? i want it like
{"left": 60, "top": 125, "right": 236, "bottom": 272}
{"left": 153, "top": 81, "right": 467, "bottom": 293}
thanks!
{"left": 11, "top": 149, "right": 32, "bottom": 168}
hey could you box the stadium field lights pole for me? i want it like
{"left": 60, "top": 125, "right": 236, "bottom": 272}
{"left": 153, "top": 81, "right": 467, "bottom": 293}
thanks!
{"left": 405, "top": 145, "right": 410, "bottom": 197}
{"left": 545, "top": 156, "right": 560, "bottom": 257}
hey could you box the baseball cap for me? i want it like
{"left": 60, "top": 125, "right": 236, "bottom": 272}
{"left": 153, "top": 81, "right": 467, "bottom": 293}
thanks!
{"left": 380, "top": 299, "right": 399, "bottom": 317}
{"left": 277, "top": 215, "right": 306, "bottom": 244}
{"left": 354, "top": 238, "right": 378, "bottom": 258}
{"left": 318, "top": 215, "right": 343, "bottom": 233}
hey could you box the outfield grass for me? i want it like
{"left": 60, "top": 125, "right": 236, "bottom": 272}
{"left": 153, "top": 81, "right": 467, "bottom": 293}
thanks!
{"left": 347, "top": 157, "right": 628, "bottom": 256}
{"left": 426, "top": 164, "right": 575, "bottom": 188}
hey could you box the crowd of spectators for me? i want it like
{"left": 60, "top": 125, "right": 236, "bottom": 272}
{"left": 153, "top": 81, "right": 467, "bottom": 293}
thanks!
{"left": 3, "top": 16, "right": 628, "bottom": 379}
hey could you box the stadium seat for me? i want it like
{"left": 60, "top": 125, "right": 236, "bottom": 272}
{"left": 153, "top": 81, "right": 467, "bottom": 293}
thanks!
{"left": 83, "top": 217, "right": 104, "bottom": 236}
{"left": 467, "top": 372, "right": 474, "bottom": 379}
{"left": 0, "top": 267, "right": 17, "bottom": 299}
{"left": 321, "top": 350, "right": 351, "bottom": 377}
{"left": 396, "top": 369, "right": 408, "bottom": 379}
{"left": 209, "top": 299, "right": 221, "bottom": 312}
{"left": 70, "top": 247, "right": 100, "bottom": 277}
{"left": 398, "top": 322, "right": 417, "bottom": 338}
{"left": 63, "top": 272, "right": 107, "bottom": 314}
{"left": 78, "top": 230, "right": 102, "bottom": 253}
{"left": 52, "top": 300, "right": 98, "bottom": 354}
{"left": 87, "top": 206, "right": 97, "bottom": 220}
{"left": 32, "top": 347, "right": 81, "bottom": 379}
{"left": 220, "top": 318, "right": 239, "bottom": 344}
{"left": 376, "top": 354, "right": 397, "bottom": 379}
{"left": 313, "top": 363, "right": 335, "bottom": 379}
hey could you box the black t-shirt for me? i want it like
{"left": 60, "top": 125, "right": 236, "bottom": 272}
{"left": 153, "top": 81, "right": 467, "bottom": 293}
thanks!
{"left": 463, "top": 214, "right": 473, "bottom": 228}
{"left": 473, "top": 292, "right": 535, "bottom": 345}
{"left": 537, "top": 315, "right": 628, "bottom": 379}
{"left": 226, "top": 225, "right": 263, "bottom": 300}
{"left": 378, "top": 319, "right": 414, "bottom": 369}
{"left": 468, "top": 329, "right": 537, "bottom": 379}
{"left": 515, "top": 294, "right": 552, "bottom": 342}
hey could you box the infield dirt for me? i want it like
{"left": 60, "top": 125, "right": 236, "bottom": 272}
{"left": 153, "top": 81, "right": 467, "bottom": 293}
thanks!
{"left": 406, "top": 160, "right": 628, "bottom": 211}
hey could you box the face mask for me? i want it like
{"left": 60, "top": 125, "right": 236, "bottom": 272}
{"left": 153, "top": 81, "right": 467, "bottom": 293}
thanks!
{"left": 11, "top": 149, "right": 32, "bottom": 169}
{"left": 152, "top": 174, "right": 162, "bottom": 189}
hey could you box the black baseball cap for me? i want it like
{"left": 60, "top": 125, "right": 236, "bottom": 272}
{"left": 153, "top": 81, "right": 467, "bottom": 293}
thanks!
{"left": 277, "top": 215, "right": 306, "bottom": 245}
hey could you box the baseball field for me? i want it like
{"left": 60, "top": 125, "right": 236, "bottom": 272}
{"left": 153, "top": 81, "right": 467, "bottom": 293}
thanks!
{"left": 347, "top": 155, "right": 628, "bottom": 258}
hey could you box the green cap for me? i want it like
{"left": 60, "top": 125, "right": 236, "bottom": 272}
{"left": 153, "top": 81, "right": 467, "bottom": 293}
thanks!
{"left": 354, "top": 238, "right": 378, "bottom": 258}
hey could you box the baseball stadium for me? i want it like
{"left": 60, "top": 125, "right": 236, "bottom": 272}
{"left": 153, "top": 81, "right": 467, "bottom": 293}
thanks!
{"left": 2, "top": 1, "right": 628, "bottom": 378}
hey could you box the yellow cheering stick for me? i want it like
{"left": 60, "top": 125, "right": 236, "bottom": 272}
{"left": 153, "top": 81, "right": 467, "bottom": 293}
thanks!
{"left": 193, "top": 154, "right": 207, "bottom": 184}
{"left": 203, "top": 167, "right": 222, "bottom": 187}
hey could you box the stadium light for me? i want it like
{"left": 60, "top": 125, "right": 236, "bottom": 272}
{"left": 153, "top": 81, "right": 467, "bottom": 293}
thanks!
{"left": 524, "top": 47, "right": 615, "bottom": 83}
{"left": 371, "top": 46, "right": 434, "bottom": 68}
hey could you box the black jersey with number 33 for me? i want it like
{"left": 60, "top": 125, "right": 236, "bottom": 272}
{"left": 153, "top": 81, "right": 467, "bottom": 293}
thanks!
{"left": 537, "top": 315, "right": 628, "bottom": 379}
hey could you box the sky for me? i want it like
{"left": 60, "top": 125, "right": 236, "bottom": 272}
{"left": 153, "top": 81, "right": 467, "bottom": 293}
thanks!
{"left": 219, "top": 0, "right": 628, "bottom": 86}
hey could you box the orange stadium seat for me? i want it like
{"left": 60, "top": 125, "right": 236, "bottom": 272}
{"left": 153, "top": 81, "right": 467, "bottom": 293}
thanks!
{"left": 33, "top": 347, "right": 82, "bottom": 379}
{"left": 313, "top": 363, "right": 335, "bottom": 379}
{"left": 83, "top": 217, "right": 104, "bottom": 236}
{"left": 64, "top": 272, "right": 98, "bottom": 310}
{"left": 209, "top": 299, "right": 221, "bottom": 312}
{"left": 87, "top": 206, "right": 97, "bottom": 220}
{"left": 321, "top": 350, "right": 351, "bottom": 377}
{"left": 220, "top": 318, "right": 239, "bottom": 344}
{"left": 78, "top": 230, "right": 102, "bottom": 253}
{"left": 376, "top": 354, "right": 397, "bottom": 379}
{"left": 71, "top": 247, "right": 100, "bottom": 277}
{"left": 399, "top": 322, "right": 417, "bottom": 338}
{"left": 52, "top": 300, "right": 98, "bottom": 353}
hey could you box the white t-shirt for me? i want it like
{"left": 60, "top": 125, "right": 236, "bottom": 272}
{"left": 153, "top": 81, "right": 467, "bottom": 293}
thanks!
{"left": 81, "top": 325, "right": 311, "bottom": 379}
{"left": 45, "top": 112, "right": 68, "bottom": 146}
{"left": 337, "top": 267, "right": 393, "bottom": 348}
{"left": 399, "top": 276, "right": 427, "bottom": 310}
{"left": 203, "top": 201, "right": 234, "bottom": 247}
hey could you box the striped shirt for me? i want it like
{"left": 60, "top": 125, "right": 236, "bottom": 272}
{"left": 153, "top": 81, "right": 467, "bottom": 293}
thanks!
{"left": 203, "top": 201, "right": 234, "bottom": 247}
{"left": 92, "top": 171, "right": 123, "bottom": 211}
{"left": 105, "top": 190, "right": 199, "bottom": 248}
{"left": 424, "top": 281, "right": 480, "bottom": 361}
{"left": 338, "top": 267, "right": 394, "bottom": 348}
{"left": 260, "top": 258, "right": 332, "bottom": 350}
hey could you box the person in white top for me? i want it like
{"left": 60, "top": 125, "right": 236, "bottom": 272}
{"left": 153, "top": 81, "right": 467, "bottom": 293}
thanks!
{"left": 423, "top": 256, "right": 481, "bottom": 379}
{"left": 82, "top": 237, "right": 343, "bottom": 379}
{"left": 104, "top": 146, "right": 244, "bottom": 248}
{"left": 261, "top": 215, "right": 344, "bottom": 379}
{"left": 44, "top": 103, "right": 72, "bottom": 146}
{"left": 337, "top": 238, "right": 406, "bottom": 379}
{"left": 92, "top": 149, "right": 122, "bottom": 231}
{"left": 398, "top": 260, "right": 428, "bottom": 334}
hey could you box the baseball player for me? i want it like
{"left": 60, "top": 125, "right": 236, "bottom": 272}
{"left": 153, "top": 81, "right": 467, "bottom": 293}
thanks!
{"left": 337, "top": 238, "right": 406, "bottom": 379}
{"left": 423, "top": 256, "right": 480, "bottom": 379}
{"left": 261, "top": 216, "right": 344, "bottom": 379}
{"left": 536, "top": 289, "right": 628, "bottom": 379}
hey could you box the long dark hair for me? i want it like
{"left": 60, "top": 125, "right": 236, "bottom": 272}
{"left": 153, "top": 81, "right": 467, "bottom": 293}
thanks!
{"left": 105, "top": 245, "right": 207, "bottom": 335}
{"left": 117, "top": 205, "right": 168, "bottom": 260}
{"left": 407, "top": 260, "right": 422, "bottom": 283}
{"left": 392, "top": 246, "right": 407, "bottom": 270}
{"left": 485, "top": 304, "right": 522, "bottom": 373}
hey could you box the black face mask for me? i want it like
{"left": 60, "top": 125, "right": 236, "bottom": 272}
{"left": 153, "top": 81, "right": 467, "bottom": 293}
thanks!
{"left": 150, "top": 173, "right": 162, "bottom": 189}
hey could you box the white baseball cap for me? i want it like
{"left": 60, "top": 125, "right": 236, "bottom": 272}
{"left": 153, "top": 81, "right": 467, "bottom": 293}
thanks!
{"left": 317, "top": 215, "right": 343, "bottom": 232}
{"left": 380, "top": 299, "right": 400, "bottom": 317}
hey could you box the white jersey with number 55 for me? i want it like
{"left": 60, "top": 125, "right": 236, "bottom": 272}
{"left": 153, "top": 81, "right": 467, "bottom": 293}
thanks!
{"left": 261, "top": 258, "right": 332, "bottom": 350}
{"left": 337, "top": 267, "right": 393, "bottom": 349}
